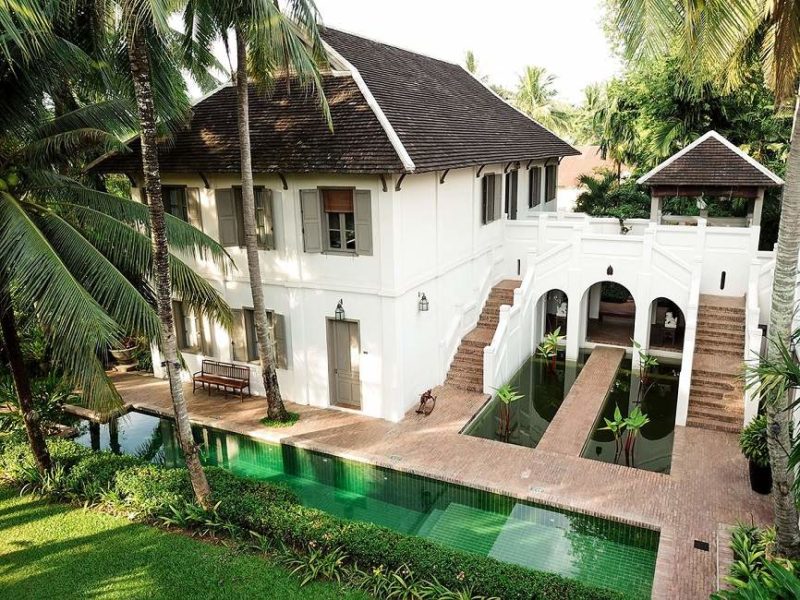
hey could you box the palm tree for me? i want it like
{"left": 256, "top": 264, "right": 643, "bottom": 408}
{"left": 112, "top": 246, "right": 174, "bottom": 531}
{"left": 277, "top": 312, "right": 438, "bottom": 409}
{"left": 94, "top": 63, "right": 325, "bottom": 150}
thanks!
{"left": 0, "top": 107, "right": 231, "bottom": 475}
{"left": 118, "top": 0, "right": 217, "bottom": 506}
{"left": 184, "top": 0, "right": 329, "bottom": 421}
{"left": 612, "top": 0, "right": 800, "bottom": 557}
{"left": 513, "top": 66, "right": 571, "bottom": 135}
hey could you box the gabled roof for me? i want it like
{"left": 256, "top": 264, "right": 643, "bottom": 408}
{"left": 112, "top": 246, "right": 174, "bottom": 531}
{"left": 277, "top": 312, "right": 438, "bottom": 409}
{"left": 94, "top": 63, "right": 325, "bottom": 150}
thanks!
{"left": 93, "top": 28, "right": 578, "bottom": 176}
{"left": 558, "top": 145, "right": 631, "bottom": 188}
{"left": 637, "top": 131, "right": 783, "bottom": 188}
{"left": 94, "top": 75, "right": 404, "bottom": 175}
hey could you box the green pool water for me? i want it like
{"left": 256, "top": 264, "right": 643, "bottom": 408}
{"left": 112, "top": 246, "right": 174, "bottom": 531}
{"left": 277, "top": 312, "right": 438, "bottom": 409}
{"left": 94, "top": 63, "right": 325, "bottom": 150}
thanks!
{"left": 464, "top": 353, "right": 584, "bottom": 448}
{"left": 73, "top": 411, "right": 658, "bottom": 598}
{"left": 582, "top": 358, "right": 679, "bottom": 473}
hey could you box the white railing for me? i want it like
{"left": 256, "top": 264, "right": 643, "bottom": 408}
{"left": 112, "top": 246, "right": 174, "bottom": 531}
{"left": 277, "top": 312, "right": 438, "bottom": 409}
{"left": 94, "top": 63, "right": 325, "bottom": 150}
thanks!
{"left": 439, "top": 256, "right": 500, "bottom": 382}
{"left": 744, "top": 260, "right": 764, "bottom": 425}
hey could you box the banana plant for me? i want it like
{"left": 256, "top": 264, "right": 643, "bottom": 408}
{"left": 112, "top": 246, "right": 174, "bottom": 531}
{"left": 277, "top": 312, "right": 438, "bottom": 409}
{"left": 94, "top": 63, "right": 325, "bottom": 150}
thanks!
{"left": 623, "top": 406, "right": 650, "bottom": 467}
{"left": 601, "top": 405, "right": 627, "bottom": 463}
{"left": 537, "top": 327, "right": 564, "bottom": 374}
{"left": 494, "top": 384, "right": 524, "bottom": 442}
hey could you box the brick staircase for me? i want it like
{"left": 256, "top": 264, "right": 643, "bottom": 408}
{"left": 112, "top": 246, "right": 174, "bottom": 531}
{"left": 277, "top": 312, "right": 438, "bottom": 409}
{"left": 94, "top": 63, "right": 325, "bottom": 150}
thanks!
{"left": 686, "top": 295, "right": 745, "bottom": 433}
{"left": 445, "top": 280, "right": 520, "bottom": 392}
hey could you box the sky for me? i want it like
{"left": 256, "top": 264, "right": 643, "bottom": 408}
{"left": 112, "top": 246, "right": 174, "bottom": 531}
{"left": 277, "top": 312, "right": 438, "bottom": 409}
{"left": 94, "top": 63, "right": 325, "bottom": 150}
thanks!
{"left": 313, "top": 0, "right": 621, "bottom": 104}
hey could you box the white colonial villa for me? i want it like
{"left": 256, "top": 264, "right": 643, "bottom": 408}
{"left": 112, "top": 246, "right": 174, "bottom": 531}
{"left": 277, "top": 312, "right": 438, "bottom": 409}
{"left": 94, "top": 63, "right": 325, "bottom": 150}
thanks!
{"left": 95, "top": 28, "right": 782, "bottom": 432}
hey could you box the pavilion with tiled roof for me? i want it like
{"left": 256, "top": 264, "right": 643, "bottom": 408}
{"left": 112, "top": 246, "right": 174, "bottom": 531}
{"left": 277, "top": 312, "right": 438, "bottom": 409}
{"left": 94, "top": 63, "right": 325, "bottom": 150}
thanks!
{"left": 637, "top": 131, "right": 783, "bottom": 226}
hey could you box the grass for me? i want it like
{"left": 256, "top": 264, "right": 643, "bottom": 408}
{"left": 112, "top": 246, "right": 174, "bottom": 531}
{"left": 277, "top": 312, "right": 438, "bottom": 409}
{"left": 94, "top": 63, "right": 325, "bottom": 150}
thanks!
{"left": 0, "top": 487, "right": 367, "bottom": 600}
{"left": 260, "top": 411, "right": 300, "bottom": 428}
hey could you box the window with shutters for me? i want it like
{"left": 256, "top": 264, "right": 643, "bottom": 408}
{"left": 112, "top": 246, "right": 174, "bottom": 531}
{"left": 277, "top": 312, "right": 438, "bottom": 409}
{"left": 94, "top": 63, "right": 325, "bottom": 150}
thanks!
{"left": 545, "top": 164, "right": 558, "bottom": 202}
{"left": 481, "top": 174, "right": 502, "bottom": 225}
{"left": 529, "top": 167, "right": 542, "bottom": 208}
{"left": 215, "top": 187, "right": 274, "bottom": 250}
{"left": 231, "top": 308, "right": 289, "bottom": 368}
{"left": 172, "top": 300, "right": 208, "bottom": 353}
{"left": 321, "top": 188, "right": 356, "bottom": 253}
{"left": 301, "top": 188, "right": 372, "bottom": 256}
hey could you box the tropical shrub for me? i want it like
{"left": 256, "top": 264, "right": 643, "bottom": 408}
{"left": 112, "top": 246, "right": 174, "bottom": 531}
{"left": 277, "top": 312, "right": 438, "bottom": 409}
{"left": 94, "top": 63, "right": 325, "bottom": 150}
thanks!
{"left": 0, "top": 437, "right": 90, "bottom": 484}
{"left": 740, "top": 416, "right": 770, "bottom": 467}
{"left": 0, "top": 373, "right": 77, "bottom": 433}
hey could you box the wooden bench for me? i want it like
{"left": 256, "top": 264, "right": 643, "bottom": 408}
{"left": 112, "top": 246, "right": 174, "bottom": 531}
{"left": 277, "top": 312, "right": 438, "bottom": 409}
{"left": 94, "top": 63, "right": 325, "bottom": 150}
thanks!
{"left": 192, "top": 360, "right": 251, "bottom": 401}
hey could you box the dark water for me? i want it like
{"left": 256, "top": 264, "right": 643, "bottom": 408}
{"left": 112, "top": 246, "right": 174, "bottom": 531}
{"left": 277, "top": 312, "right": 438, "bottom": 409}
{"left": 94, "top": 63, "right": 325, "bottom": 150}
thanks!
{"left": 72, "top": 410, "right": 658, "bottom": 597}
{"left": 464, "top": 353, "right": 585, "bottom": 447}
{"left": 582, "top": 359, "right": 679, "bottom": 474}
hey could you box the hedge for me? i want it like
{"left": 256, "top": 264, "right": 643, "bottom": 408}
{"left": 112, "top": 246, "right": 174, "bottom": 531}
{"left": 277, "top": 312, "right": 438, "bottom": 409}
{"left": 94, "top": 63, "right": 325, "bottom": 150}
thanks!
{"left": 0, "top": 437, "right": 623, "bottom": 600}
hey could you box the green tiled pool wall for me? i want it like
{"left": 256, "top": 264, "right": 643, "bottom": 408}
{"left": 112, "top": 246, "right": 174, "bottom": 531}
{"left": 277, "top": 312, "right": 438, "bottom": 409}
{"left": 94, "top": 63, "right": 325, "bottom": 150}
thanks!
{"left": 77, "top": 412, "right": 659, "bottom": 598}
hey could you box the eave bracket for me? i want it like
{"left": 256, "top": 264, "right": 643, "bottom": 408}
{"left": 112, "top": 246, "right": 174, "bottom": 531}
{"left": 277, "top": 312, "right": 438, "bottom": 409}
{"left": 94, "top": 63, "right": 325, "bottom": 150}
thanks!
{"left": 395, "top": 173, "right": 407, "bottom": 192}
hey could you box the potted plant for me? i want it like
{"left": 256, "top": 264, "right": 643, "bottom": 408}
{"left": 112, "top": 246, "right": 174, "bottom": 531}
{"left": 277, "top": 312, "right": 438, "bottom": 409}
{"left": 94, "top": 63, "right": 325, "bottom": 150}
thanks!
{"left": 740, "top": 415, "right": 772, "bottom": 494}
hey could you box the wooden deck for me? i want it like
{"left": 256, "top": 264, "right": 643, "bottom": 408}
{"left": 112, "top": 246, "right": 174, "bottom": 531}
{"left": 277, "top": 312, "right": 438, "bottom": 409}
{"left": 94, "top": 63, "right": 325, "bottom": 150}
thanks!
{"left": 102, "top": 361, "right": 771, "bottom": 599}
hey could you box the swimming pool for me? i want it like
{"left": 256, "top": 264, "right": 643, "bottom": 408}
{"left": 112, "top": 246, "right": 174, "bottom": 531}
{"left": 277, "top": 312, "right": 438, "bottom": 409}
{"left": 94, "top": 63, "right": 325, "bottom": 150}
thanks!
{"left": 72, "top": 410, "right": 658, "bottom": 597}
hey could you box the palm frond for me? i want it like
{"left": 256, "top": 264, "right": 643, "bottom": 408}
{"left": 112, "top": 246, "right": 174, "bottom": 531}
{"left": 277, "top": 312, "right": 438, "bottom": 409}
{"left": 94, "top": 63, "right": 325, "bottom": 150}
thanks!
{"left": 0, "top": 191, "right": 123, "bottom": 414}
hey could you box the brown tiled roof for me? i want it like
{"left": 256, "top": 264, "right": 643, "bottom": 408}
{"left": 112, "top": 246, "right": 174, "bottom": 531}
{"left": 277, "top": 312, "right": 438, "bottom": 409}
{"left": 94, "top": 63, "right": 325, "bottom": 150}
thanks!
{"left": 94, "top": 75, "right": 405, "bottom": 174}
{"left": 322, "top": 28, "right": 579, "bottom": 172}
{"left": 638, "top": 132, "right": 782, "bottom": 188}
{"left": 94, "top": 29, "right": 579, "bottom": 175}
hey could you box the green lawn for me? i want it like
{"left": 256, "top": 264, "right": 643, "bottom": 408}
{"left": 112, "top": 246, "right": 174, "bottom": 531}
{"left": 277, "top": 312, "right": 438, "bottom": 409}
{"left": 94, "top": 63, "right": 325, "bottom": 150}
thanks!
{"left": 0, "top": 487, "right": 368, "bottom": 600}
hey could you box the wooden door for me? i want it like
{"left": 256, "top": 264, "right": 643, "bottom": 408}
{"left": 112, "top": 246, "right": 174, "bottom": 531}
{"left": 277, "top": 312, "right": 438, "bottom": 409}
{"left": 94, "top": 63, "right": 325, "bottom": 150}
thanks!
{"left": 327, "top": 319, "right": 362, "bottom": 410}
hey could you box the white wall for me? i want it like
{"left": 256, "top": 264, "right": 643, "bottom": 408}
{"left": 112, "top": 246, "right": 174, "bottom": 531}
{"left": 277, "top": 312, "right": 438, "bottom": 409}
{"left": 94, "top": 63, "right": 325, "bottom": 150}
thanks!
{"left": 146, "top": 164, "right": 508, "bottom": 421}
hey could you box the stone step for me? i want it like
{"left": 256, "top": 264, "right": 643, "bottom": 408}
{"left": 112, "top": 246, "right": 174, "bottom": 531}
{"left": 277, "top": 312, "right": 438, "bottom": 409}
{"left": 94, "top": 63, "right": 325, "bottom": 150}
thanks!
{"left": 697, "top": 312, "right": 746, "bottom": 325}
{"left": 446, "top": 377, "right": 484, "bottom": 392}
{"left": 449, "top": 360, "right": 484, "bottom": 374}
{"left": 690, "top": 385, "right": 727, "bottom": 401}
{"left": 691, "top": 395, "right": 740, "bottom": 413}
{"left": 698, "top": 303, "right": 746, "bottom": 314}
{"left": 693, "top": 344, "right": 744, "bottom": 358}
{"left": 446, "top": 368, "right": 483, "bottom": 382}
{"left": 686, "top": 414, "right": 741, "bottom": 434}
{"left": 690, "top": 376, "right": 733, "bottom": 391}
{"left": 461, "top": 338, "right": 491, "bottom": 351}
{"left": 688, "top": 403, "right": 743, "bottom": 424}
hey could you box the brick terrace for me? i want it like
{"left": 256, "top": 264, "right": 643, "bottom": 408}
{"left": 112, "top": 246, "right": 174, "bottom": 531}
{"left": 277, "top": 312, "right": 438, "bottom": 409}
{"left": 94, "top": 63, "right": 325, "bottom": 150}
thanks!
{"left": 106, "top": 362, "right": 771, "bottom": 599}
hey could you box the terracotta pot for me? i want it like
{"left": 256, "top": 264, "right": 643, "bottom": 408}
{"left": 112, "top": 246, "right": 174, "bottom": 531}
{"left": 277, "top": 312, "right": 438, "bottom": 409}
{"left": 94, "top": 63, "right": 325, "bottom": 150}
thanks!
{"left": 748, "top": 460, "right": 772, "bottom": 495}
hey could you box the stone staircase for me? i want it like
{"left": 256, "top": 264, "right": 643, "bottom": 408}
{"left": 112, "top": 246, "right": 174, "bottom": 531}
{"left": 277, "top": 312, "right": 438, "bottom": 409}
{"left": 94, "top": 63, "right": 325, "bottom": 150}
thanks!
{"left": 445, "top": 280, "right": 520, "bottom": 392}
{"left": 687, "top": 295, "right": 745, "bottom": 433}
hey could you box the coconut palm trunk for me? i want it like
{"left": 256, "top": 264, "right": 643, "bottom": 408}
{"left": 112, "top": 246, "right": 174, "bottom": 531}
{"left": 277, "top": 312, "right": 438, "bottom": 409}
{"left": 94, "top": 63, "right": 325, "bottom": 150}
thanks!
{"left": 765, "top": 93, "right": 800, "bottom": 557}
{"left": 126, "top": 26, "right": 211, "bottom": 508}
{"left": 0, "top": 289, "right": 51, "bottom": 473}
{"left": 234, "top": 27, "right": 289, "bottom": 422}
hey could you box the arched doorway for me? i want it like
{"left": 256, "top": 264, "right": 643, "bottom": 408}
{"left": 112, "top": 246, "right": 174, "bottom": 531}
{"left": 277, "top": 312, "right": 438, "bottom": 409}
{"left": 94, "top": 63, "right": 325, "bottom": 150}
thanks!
{"left": 583, "top": 281, "right": 635, "bottom": 347}
{"left": 542, "top": 289, "right": 568, "bottom": 336}
{"left": 648, "top": 297, "right": 685, "bottom": 352}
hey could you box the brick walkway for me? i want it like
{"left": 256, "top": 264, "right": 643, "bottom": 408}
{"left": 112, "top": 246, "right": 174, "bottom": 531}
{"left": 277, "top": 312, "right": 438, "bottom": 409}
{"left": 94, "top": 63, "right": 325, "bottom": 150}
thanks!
{"left": 103, "top": 366, "right": 772, "bottom": 599}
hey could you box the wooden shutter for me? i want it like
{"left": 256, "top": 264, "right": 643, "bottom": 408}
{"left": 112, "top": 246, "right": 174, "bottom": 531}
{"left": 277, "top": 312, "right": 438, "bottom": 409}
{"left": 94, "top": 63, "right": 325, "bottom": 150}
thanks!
{"left": 354, "top": 190, "right": 373, "bottom": 256}
{"left": 233, "top": 187, "right": 246, "bottom": 247}
{"left": 215, "top": 189, "right": 238, "bottom": 246}
{"left": 200, "top": 315, "right": 214, "bottom": 356}
{"left": 230, "top": 309, "right": 247, "bottom": 362}
{"left": 271, "top": 312, "right": 289, "bottom": 369}
{"left": 493, "top": 174, "right": 502, "bottom": 221}
{"left": 186, "top": 187, "right": 203, "bottom": 230}
{"left": 545, "top": 165, "right": 557, "bottom": 201}
{"left": 300, "top": 189, "right": 323, "bottom": 253}
{"left": 481, "top": 176, "right": 489, "bottom": 224}
{"left": 255, "top": 188, "right": 275, "bottom": 250}
{"left": 172, "top": 301, "right": 187, "bottom": 350}
{"left": 530, "top": 167, "right": 542, "bottom": 208}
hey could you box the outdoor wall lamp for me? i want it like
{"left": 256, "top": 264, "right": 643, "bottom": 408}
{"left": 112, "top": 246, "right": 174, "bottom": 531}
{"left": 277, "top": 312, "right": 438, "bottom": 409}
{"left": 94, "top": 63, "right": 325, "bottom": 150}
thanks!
{"left": 334, "top": 299, "right": 345, "bottom": 321}
{"left": 418, "top": 292, "right": 429, "bottom": 312}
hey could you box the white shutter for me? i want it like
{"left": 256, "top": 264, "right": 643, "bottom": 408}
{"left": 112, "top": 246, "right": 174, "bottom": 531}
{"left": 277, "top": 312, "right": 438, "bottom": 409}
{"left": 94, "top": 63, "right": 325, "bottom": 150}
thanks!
{"left": 186, "top": 187, "right": 203, "bottom": 230}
